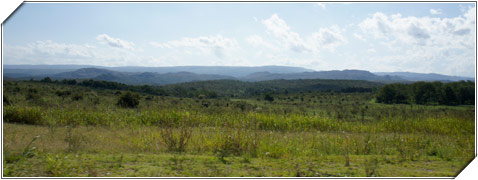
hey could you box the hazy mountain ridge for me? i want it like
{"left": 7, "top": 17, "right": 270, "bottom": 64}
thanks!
{"left": 4, "top": 65, "right": 313, "bottom": 77}
{"left": 375, "top": 72, "right": 474, "bottom": 82}
{"left": 3, "top": 65, "right": 474, "bottom": 85}
{"left": 241, "top": 70, "right": 405, "bottom": 82}
{"left": 52, "top": 68, "right": 237, "bottom": 85}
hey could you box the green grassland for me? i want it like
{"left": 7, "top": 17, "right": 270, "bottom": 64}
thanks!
{"left": 2, "top": 80, "right": 475, "bottom": 177}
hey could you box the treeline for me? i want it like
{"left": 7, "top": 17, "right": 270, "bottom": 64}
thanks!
{"left": 164, "top": 79, "right": 382, "bottom": 97}
{"left": 35, "top": 78, "right": 219, "bottom": 98}
{"left": 32, "top": 77, "right": 383, "bottom": 99}
{"left": 376, "top": 81, "right": 474, "bottom": 105}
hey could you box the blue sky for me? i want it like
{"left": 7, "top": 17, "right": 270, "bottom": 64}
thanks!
{"left": 3, "top": 2, "right": 476, "bottom": 77}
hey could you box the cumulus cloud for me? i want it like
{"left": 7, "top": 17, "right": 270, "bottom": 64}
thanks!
{"left": 357, "top": 6, "right": 475, "bottom": 76}
{"left": 260, "top": 14, "right": 347, "bottom": 53}
{"left": 4, "top": 40, "right": 96, "bottom": 65}
{"left": 430, "top": 9, "right": 442, "bottom": 15}
{"left": 358, "top": 6, "right": 475, "bottom": 47}
{"left": 353, "top": 33, "right": 366, "bottom": 41}
{"left": 246, "top": 35, "right": 278, "bottom": 50}
{"left": 96, "top": 34, "right": 135, "bottom": 50}
{"left": 262, "top": 14, "right": 311, "bottom": 52}
{"left": 309, "top": 26, "right": 347, "bottom": 52}
{"left": 150, "top": 35, "right": 239, "bottom": 59}
{"left": 3, "top": 39, "right": 159, "bottom": 67}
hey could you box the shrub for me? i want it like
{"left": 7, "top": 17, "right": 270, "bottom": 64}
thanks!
{"left": 3, "top": 106, "right": 43, "bottom": 125}
{"left": 117, "top": 92, "right": 140, "bottom": 108}
{"left": 264, "top": 93, "right": 274, "bottom": 102}
{"left": 40, "top": 77, "right": 52, "bottom": 83}
{"left": 71, "top": 92, "right": 83, "bottom": 101}
{"left": 55, "top": 90, "right": 71, "bottom": 100}
{"left": 159, "top": 119, "right": 192, "bottom": 152}
{"left": 3, "top": 95, "right": 11, "bottom": 106}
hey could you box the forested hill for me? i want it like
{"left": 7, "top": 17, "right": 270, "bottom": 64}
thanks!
{"left": 51, "top": 68, "right": 236, "bottom": 85}
{"left": 4, "top": 65, "right": 474, "bottom": 85}
{"left": 5, "top": 67, "right": 401, "bottom": 85}
{"left": 375, "top": 72, "right": 474, "bottom": 82}
{"left": 163, "top": 79, "right": 382, "bottom": 97}
{"left": 25, "top": 78, "right": 384, "bottom": 98}
{"left": 3, "top": 65, "right": 313, "bottom": 78}
{"left": 240, "top": 70, "right": 404, "bottom": 82}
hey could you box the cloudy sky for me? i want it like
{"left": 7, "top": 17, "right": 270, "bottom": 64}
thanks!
{"left": 3, "top": 2, "right": 476, "bottom": 77}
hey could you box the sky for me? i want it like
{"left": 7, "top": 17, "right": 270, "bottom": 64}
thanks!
{"left": 2, "top": 2, "right": 476, "bottom": 77}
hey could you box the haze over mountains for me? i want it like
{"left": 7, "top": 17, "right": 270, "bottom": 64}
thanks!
{"left": 3, "top": 65, "right": 474, "bottom": 85}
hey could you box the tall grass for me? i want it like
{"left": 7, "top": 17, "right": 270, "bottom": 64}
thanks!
{"left": 2, "top": 81, "right": 475, "bottom": 177}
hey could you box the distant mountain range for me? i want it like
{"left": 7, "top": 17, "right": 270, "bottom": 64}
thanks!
{"left": 3, "top": 65, "right": 474, "bottom": 85}
{"left": 374, "top": 72, "right": 474, "bottom": 82}
{"left": 3, "top": 64, "right": 313, "bottom": 77}
{"left": 240, "top": 70, "right": 404, "bottom": 82}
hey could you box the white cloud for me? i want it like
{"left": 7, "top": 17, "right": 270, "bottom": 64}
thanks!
{"left": 96, "top": 34, "right": 135, "bottom": 50}
{"left": 150, "top": 35, "right": 239, "bottom": 59}
{"left": 246, "top": 35, "right": 278, "bottom": 50}
{"left": 357, "top": 6, "right": 475, "bottom": 76}
{"left": 315, "top": 3, "right": 326, "bottom": 9}
{"left": 353, "top": 33, "right": 366, "bottom": 41}
{"left": 3, "top": 39, "right": 163, "bottom": 67}
{"left": 367, "top": 48, "right": 376, "bottom": 53}
{"left": 260, "top": 14, "right": 347, "bottom": 53}
{"left": 151, "top": 35, "right": 237, "bottom": 49}
{"left": 359, "top": 7, "right": 475, "bottom": 48}
{"left": 4, "top": 40, "right": 95, "bottom": 65}
{"left": 430, "top": 9, "right": 442, "bottom": 15}
{"left": 262, "top": 14, "right": 310, "bottom": 52}
{"left": 309, "top": 25, "right": 347, "bottom": 52}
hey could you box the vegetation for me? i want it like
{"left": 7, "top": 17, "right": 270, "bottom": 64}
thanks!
{"left": 376, "top": 81, "right": 474, "bottom": 105}
{"left": 37, "top": 77, "right": 382, "bottom": 98}
{"left": 2, "top": 79, "right": 475, "bottom": 177}
{"left": 117, "top": 92, "right": 140, "bottom": 108}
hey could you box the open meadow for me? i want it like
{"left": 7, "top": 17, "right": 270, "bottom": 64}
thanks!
{"left": 2, "top": 79, "right": 475, "bottom": 177}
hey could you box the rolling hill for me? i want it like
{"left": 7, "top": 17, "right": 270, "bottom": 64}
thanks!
{"left": 3, "top": 65, "right": 474, "bottom": 85}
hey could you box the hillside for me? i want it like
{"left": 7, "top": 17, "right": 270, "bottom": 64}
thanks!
{"left": 162, "top": 79, "right": 383, "bottom": 97}
{"left": 374, "top": 72, "right": 474, "bottom": 82}
{"left": 3, "top": 65, "right": 474, "bottom": 85}
{"left": 241, "top": 70, "right": 405, "bottom": 82}
{"left": 3, "top": 65, "right": 313, "bottom": 78}
{"left": 51, "top": 68, "right": 237, "bottom": 85}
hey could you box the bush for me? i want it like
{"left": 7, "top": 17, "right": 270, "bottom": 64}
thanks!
{"left": 71, "top": 92, "right": 83, "bottom": 101}
{"left": 159, "top": 119, "right": 192, "bottom": 152}
{"left": 55, "top": 90, "right": 71, "bottom": 100}
{"left": 25, "top": 92, "right": 45, "bottom": 106}
{"left": 3, "top": 106, "right": 43, "bottom": 125}
{"left": 264, "top": 93, "right": 274, "bottom": 102}
{"left": 117, "top": 92, "right": 140, "bottom": 108}
{"left": 3, "top": 95, "right": 11, "bottom": 106}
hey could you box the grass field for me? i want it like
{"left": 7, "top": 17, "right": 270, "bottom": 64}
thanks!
{"left": 2, "top": 80, "right": 475, "bottom": 177}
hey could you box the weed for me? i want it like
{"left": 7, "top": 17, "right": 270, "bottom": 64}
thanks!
{"left": 159, "top": 119, "right": 193, "bottom": 152}
{"left": 65, "top": 126, "right": 85, "bottom": 152}
{"left": 364, "top": 156, "right": 380, "bottom": 177}
{"left": 3, "top": 106, "right": 43, "bottom": 125}
{"left": 117, "top": 92, "right": 140, "bottom": 108}
{"left": 44, "top": 153, "right": 71, "bottom": 177}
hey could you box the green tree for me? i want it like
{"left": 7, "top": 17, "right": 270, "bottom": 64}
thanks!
{"left": 117, "top": 92, "right": 140, "bottom": 108}
{"left": 264, "top": 93, "right": 274, "bottom": 102}
{"left": 376, "top": 84, "right": 396, "bottom": 104}
{"left": 40, "top": 77, "right": 52, "bottom": 83}
{"left": 443, "top": 86, "right": 458, "bottom": 105}
{"left": 413, "top": 82, "right": 438, "bottom": 105}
